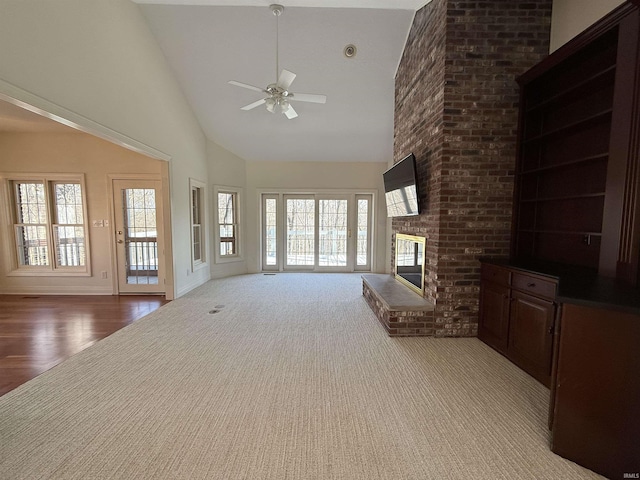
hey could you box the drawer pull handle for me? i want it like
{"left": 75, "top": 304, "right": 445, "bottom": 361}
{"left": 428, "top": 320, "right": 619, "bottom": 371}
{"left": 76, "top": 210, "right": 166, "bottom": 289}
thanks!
{"left": 527, "top": 282, "right": 536, "bottom": 287}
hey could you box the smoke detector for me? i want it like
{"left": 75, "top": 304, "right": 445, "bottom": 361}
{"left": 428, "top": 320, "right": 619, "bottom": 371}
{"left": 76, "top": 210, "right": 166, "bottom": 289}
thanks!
{"left": 344, "top": 44, "right": 357, "bottom": 58}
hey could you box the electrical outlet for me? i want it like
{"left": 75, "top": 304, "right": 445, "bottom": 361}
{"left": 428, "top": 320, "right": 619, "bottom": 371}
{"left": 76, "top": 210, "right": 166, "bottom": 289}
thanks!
{"left": 101, "top": 271, "right": 108, "bottom": 279}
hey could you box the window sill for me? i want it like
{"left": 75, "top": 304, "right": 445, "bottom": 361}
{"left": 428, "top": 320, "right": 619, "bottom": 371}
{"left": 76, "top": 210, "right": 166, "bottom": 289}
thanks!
{"left": 192, "top": 261, "right": 209, "bottom": 272}
{"left": 215, "top": 255, "right": 244, "bottom": 265}
{"left": 7, "top": 269, "right": 91, "bottom": 277}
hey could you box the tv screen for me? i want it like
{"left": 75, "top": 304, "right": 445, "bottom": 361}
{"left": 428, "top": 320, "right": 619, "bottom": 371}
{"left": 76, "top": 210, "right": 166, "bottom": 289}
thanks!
{"left": 383, "top": 153, "right": 419, "bottom": 217}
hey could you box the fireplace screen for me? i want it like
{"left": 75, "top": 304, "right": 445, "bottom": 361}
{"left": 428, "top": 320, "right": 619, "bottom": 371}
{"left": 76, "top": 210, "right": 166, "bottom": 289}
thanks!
{"left": 395, "top": 233, "right": 426, "bottom": 295}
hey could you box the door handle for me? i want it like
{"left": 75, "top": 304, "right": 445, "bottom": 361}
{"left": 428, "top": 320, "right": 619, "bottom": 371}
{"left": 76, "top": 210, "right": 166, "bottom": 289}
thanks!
{"left": 117, "top": 240, "right": 123, "bottom": 244}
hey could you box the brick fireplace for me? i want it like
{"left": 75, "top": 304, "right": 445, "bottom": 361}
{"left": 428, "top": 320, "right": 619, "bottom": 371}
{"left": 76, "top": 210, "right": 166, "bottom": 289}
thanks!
{"left": 392, "top": 0, "right": 552, "bottom": 336}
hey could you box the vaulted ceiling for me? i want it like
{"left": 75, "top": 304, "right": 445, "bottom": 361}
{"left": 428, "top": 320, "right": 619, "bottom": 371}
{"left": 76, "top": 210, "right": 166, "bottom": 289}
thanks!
{"left": 135, "top": 1, "right": 428, "bottom": 162}
{"left": 0, "top": 1, "right": 430, "bottom": 164}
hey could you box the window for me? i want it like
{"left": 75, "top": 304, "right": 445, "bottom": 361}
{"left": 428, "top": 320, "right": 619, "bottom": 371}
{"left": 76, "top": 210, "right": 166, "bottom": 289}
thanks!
{"left": 355, "top": 194, "right": 372, "bottom": 270}
{"left": 190, "top": 179, "right": 207, "bottom": 269}
{"left": 7, "top": 175, "right": 89, "bottom": 275}
{"left": 214, "top": 186, "right": 242, "bottom": 263}
{"left": 263, "top": 195, "right": 278, "bottom": 269}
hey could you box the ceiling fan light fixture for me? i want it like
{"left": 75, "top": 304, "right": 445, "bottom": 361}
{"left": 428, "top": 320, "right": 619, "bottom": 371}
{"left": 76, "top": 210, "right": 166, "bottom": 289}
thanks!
{"left": 265, "top": 97, "right": 276, "bottom": 113}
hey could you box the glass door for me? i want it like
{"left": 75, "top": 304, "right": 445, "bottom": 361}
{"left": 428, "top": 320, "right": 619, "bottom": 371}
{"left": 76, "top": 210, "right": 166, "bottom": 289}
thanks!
{"left": 113, "top": 179, "right": 165, "bottom": 294}
{"left": 284, "top": 196, "right": 315, "bottom": 268}
{"left": 263, "top": 193, "right": 373, "bottom": 272}
{"left": 317, "top": 197, "right": 349, "bottom": 269}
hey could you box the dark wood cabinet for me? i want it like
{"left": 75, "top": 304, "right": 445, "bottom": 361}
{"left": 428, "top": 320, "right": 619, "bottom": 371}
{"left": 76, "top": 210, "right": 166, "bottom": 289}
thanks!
{"left": 479, "top": 4, "right": 640, "bottom": 477}
{"left": 508, "top": 290, "right": 554, "bottom": 386}
{"left": 478, "top": 265, "right": 510, "bottom": 352}
{"left": 550, "top": 303, "right": 640, "bottom": 479}
{"left": 479, "top": 262, "right": 557, "bottom": 387}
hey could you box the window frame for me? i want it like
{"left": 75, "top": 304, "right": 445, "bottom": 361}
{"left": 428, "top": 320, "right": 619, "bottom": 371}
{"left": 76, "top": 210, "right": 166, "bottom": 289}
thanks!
{"left": 2, "top": 173, "right": 91, "bottom": 276}
{"left": 213, "top": 185, "right": 243, "bottom": 264}
{"left": 262, "top": 193, "right": 280, "bottom": 271}
{"left": 354, "top": 194, "right": 373, "bottom": 271}
{"left": 189, "top": 178, "right": 208, "bottom": 271}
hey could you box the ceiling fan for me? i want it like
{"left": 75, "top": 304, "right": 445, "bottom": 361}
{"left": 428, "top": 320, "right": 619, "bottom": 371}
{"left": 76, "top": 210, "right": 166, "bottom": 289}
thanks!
{"left": 228, "top": 4, "right": 327, "bottom": 120}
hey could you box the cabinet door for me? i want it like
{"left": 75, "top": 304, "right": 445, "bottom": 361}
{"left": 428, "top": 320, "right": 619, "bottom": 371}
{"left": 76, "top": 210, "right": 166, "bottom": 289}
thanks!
{"left": 508, "top": 291, "right": 555, "bottom": 386}
{"left": 478, "top": 281, "right": 510, "bottom": 353}
{"left": 551, "top": 304, "right": 640, "bottom": 479}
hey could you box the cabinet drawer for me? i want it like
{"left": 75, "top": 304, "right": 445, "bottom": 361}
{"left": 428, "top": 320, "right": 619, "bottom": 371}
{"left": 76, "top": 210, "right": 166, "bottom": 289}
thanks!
{"left": 481, "top": 263, "right": 511, "bottom": 286}
{"left": 512, "top": 272, "right": 556, "bottom": 299}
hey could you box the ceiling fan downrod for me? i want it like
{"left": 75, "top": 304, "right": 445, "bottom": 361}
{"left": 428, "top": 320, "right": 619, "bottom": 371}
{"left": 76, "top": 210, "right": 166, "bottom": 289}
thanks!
{"left": 271, "top": 4, "right": 284, "bottom": 84}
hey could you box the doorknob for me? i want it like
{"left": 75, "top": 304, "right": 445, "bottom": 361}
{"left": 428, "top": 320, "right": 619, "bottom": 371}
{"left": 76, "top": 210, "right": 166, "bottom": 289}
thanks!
{"left": 117, "top": 240, "right": 123, "bottom": 244}
{"left": 117, "top": 231, "right": 123, "bottom": 235}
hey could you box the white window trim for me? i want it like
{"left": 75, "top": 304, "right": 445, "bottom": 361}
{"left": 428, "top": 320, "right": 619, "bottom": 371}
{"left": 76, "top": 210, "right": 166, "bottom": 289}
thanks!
{"left": 189, "top": 178, "right": 208, "bottom": 272}
{"left": 261, "top": 193, "right": 281, "bottom": 271}
{"left": 1, "top": 172, "right": 91, "bottom": 277}
{"left": 213, "top": 185, "right": 244, "bottom": 264}
{"left": 354, "top": 193, "right": 373, "bottom": 272}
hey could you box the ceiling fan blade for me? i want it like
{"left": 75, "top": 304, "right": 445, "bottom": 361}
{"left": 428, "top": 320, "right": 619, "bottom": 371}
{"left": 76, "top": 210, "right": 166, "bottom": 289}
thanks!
{"left": 240, "top": 98, "right": 267, "bottom": 111}
{"left": 288, "top": 93, "right": 327, "bottom": 104}
{"left": 283, "top": 104, "right": 298, "bottom": 120}
{"left": 277, "top": 69, "right": 296, "bottom": 91}
{"left": 228, "top": 80, "right": 265, "bottom": 93}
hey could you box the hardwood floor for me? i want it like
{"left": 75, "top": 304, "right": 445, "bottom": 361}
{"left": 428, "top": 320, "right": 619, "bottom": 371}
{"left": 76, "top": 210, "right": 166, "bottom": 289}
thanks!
{"left": 0, "top": 295, "right": 168, "bottom": 397}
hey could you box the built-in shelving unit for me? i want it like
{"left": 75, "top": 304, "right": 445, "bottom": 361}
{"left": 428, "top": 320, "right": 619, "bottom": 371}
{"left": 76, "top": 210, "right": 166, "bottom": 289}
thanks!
{"left": 480, "top": 5, "right": 640, "bottom": 478}
{"left": 512, "top": 11, "right": 638, "bottom": 282}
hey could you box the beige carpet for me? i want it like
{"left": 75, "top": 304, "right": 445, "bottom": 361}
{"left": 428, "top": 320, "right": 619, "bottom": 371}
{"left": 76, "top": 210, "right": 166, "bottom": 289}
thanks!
{"left": 0, "top": 273, "right": 602, "bottom": 479}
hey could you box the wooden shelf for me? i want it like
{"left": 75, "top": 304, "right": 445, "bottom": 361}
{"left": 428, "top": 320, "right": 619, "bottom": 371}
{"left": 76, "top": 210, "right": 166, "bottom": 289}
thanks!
{"left": 526, "top": 65, "right": 616, "bottom": 112}
{"left": 523, "top": 109, "right": 613, "bottom": 144}
{"left": 519, "top": 153, "right": 608, "bottom": 175}
{"left": 520, "top": 193, "right": 605, "bottom": 203}
{"left": 518, "top": 229, "right": 602, "bottom": 236}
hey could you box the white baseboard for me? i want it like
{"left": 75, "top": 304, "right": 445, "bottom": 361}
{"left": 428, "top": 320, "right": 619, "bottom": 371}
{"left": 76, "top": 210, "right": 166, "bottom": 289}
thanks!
{"left": 175, "top": 275, "right": 211, "bottom": 298}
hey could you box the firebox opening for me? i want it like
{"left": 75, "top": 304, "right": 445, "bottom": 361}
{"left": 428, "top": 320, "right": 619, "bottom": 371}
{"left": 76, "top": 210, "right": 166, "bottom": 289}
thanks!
{"left": 395, "top": 233, "right": 426, "bottom": 296}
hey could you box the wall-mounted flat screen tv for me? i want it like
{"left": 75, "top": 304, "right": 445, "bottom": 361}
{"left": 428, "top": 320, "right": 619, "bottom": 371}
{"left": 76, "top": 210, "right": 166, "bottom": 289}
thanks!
{"left": 383, "top": 153, "right": 419, "bottom": 217}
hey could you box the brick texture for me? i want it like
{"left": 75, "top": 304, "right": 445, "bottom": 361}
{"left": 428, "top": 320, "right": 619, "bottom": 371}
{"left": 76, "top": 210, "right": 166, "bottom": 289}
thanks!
{"left": 362, "top": 282, "right": 435, "bottom": 336}
{"left": 393, "top": 0, "right": 552, "bottom": 336}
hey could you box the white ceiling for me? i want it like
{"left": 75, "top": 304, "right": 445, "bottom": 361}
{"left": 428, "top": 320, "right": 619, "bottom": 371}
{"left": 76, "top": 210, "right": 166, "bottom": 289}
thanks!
{"left": 136, "top": 1, "right": 422, "bottom": 162}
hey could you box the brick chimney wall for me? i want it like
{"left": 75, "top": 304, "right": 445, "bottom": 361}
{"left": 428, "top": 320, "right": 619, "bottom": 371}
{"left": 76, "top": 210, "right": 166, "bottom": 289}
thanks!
{"left": 393, "top": 0, "right": 552, "bottom": 336}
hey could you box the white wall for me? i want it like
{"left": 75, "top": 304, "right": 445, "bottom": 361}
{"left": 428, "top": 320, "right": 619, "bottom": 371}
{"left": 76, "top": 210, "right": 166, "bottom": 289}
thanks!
{"left": 0, "top": 0, "right": 209, "bottom": 298}
{"left": 0, "top": 132, "right": 164, "bottom": 294}
{"left": 550, "top": 0, "right": 625, "bottom": 52}
{"left": 207, "top": 140, "right": 248, "bottom": 279}
{"left": 245, "top": 161, "right": 389, "bottom": 273}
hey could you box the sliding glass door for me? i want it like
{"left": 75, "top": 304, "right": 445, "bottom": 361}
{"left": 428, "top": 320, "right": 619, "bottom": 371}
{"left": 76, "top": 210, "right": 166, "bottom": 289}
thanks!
{"left": 285, "top": 196, "right": 315, "bottom": 268}
{"left": 262, "top": 193, "right": 372, "bottom": 272}
{"left": 317, "top": 198, "right": 348, "bottom": 268}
